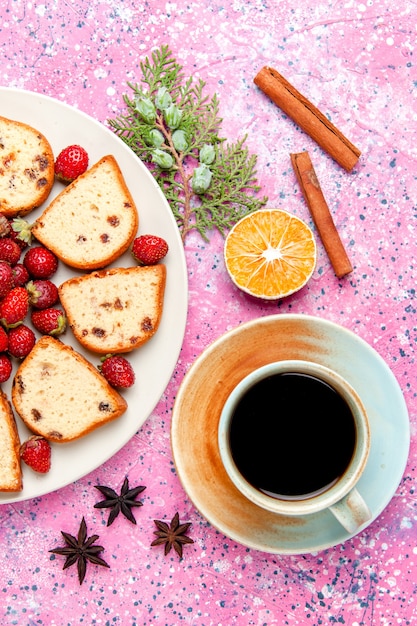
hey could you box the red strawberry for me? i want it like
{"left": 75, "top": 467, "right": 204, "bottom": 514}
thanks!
{"left": 12, "top": 263, "right": 30, "bottom": 287}
{"left": 8, "top": 324, "right": 36, "bottom": 359}
{"left": 23, "top": 246, "right": 58, "bottom": 279}
{"left": 99, "top": 354, "right": 135, "bottom": 388}
{"left": 0, "top": 354, "right": 12, "bottom": 383}
{"left": 20, "top": 436, "right": 51, "bottom": 473}
{"left": 0, "top": 261, "right": 14, "bottom": 299}
{"left": 31, "top": 307, "right": 66, "bottom": 335}
{"left": 55, "top": 144, "right": 89, "bottom": 184}
{"left": 0, "top": 286, "right": 29, "bottom": 328}
{"left": 0, "top": 238, "right": 22, "bottom": 265}
{"left": 26, "top": 279, "right": 59, "bottom": 309}
{"left": 131, "top": 235, "right": 168, "bottom": 266}
{"left": 0, "top": 327, "right": 9, "bottom": 352}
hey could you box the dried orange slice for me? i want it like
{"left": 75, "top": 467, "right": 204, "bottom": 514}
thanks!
{"left": 224, "top": 209, "right": 316, "bottom": 300}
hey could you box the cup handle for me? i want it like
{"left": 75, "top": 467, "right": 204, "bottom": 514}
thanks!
{"left": 329, "top": 488, "right": 372, "bottom": 534}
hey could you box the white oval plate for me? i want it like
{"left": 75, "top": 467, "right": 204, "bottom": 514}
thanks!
{"left": 171, "top": 314, "right": 410, "bottom": 554}
{"left": 0, "top": 88, "right": 188, "bottom": 504}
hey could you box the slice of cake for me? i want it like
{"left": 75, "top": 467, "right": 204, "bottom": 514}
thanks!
{"left": 0, "top": 389, "right": 23, "bottom": 492}
{"left": 58, "top": 264, "right": 166, "bottom": 354}
{"left": 32, "top": 155, "right": 139, "bottom": 270}
{"left": 0, "top": 115, "right": 55, "bottom": 217}
{"left": 12, "top": 336, "right": 128, "bottom": 443}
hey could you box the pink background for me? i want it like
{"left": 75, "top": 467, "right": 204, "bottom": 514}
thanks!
{"left": 1, "top": 0, "right": 416, "bottom": 623}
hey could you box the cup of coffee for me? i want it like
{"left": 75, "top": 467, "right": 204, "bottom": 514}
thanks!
{"left": 218, "top": 360, "right": 372, "bottom": 533}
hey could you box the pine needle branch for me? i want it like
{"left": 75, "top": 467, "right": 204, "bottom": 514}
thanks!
{"left": 108, "top": 46, "right": 267, "bottom": 243}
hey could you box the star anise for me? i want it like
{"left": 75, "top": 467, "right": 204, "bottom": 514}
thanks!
{"left": 94, "top": 476, "right": 146, "bottom": 526}
{"left": 151, "top": 512, "right": 194, "bottom": 558}
{"left": 49, "top": 517, "right": 110, "bottom": 585}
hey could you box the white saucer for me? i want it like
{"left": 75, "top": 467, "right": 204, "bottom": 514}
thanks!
{"left": 171, "top": 314, "right": 410, "bottom": 554}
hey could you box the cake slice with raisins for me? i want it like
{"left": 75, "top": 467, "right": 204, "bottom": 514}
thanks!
{"left": 0, "top": 389, "right": 22, "bottom": 492}
{"left": 0, "top": 115, "right": 55, "bottom": 217}
{"left": 12, "top": 336, "right": 127, "bottom": 443}
{"left": 32, "top": 155, "right": 138, "bottom": 270}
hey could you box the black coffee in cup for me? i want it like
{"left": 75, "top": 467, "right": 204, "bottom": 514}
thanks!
{"left": 228, "top": 372, "right": 357, "bottom": 499}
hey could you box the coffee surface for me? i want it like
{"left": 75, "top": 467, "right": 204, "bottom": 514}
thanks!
{"left": 229, "top": 372, "right": 356, "bottom": 498}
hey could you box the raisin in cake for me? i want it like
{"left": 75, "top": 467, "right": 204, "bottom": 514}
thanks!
{"left": 32, "top": 155, "right": 139, "bottom": 270}
{"left": 0, "top": 115, "right": 55, "bottom": 217}
{"left": 58, "top": 265, "right": 166, "bottom": 354}
{"left": 12, "top": 336, "right": 127, "bottom": 443}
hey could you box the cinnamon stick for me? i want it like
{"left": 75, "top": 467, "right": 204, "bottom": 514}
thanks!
{"left": 254, "top": 66, "right": 361, "bottom": 172}
{"left": 290, "top": 151, "right": 353, "bottom": 278}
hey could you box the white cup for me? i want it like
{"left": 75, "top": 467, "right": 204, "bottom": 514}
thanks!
{"left": 218, "top": 360, "right": 372, "bottom": 534}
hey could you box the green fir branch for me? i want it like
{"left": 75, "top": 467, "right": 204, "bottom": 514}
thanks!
{"left": 140, "top": 45, "right": 184, "bottom": 97}
{"left": 108, "top": 45, "right": 268, "bottom": 243}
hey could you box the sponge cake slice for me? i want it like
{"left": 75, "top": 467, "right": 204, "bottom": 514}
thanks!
{"left": 0, "top": 389, "right": 23, "bottom": 492}
{"left": 12, "top": 336, "right": 128, "bottom": 443}
{"left": 0, "top": 115, "right": 55, "bottom": 217}
{"left": 59, "top": 265, "right": 166, "bottom": 354}
{"left": 32, "top": 155, "right": 139, "bottom": 270}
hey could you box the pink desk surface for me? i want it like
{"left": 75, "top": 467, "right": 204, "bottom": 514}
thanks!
{"left": 1, "top": 0, "right": 416, "bottom": 624}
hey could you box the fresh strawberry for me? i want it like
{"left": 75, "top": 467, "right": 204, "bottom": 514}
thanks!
{"left": 31, "top": 307, "right": 66, "bottom": 336}
{"left": 0, "top": 237, "right": 22, "bottom": 265}
{"left": 0, "top": 286, "right": 29, "bottom": 328}
{"left": 131, "top": 234, "right": 169, "bottom": 266}
{"left": 0, "top": 353, "right": 12, "bottom": 383}
{"left": 99, "top": 354, "right": 135, "bottom": 388}
{"left": 8, "top": 324, "right": 36, "bottom": 359}
{"left": 23, "top": 246, "right": 58, "bottom": 279}
{"left": 55, "top": 144, "right": 89, "bottom": 184}
{"left": 26, "top": 279, "right": 59, "bottom": 309}
{"left": 12, "top": 263, "right": 30, "bottom": 287}
{"left": 20, "top": 436, "right": 51, "bottom": 473}
{"left": 0, "top": 326, "right": 9, "bottom": 352}
{"left": 0, "top": 261, "right": 14, "bottom": 299}
{"left": 9, "top": 217, "right": 33, "bottom": 249}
